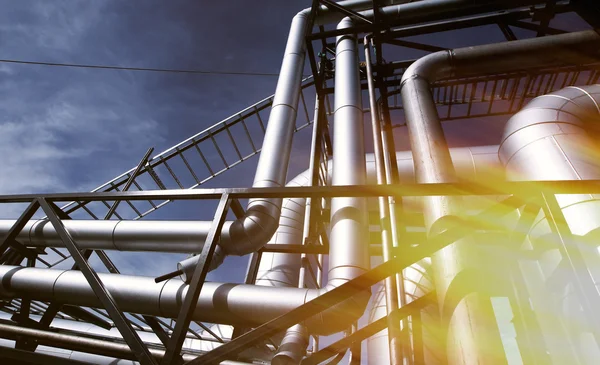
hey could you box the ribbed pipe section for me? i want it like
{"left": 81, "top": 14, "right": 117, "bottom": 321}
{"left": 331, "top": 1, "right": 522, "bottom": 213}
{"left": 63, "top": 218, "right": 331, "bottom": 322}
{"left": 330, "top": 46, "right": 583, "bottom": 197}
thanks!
{"left": 400, "top": 29, "right": 600, "bottom": 365}
{"left": 499, "top": 85, "right": 600, "bottom": 364}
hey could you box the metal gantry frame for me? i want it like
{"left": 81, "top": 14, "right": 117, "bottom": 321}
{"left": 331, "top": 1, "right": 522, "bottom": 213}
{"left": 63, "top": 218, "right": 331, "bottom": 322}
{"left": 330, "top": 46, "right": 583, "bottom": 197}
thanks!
{"left": 1, "top": 181, "right": 599, "bottom": 363}
{"left": 1, "top": 0, "right": 600, "bottom": 364}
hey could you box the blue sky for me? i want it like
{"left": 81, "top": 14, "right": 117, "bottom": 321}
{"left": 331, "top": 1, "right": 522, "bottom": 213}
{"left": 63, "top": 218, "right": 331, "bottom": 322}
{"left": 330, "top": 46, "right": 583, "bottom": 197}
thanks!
{"left": 0, "top": 1, "right": 595, "bottom": 362}
{"left": 0, "top": 1, "right": 320, "bottom": 282}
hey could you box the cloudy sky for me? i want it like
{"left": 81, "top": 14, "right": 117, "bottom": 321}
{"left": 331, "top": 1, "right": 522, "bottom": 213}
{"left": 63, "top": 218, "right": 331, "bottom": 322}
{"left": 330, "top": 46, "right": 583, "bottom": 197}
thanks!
{"left": 0, "top": 1, "right": 593, "bottom": 362}
{"left": 0, "top": 1, "right": 320, "bottom": 282}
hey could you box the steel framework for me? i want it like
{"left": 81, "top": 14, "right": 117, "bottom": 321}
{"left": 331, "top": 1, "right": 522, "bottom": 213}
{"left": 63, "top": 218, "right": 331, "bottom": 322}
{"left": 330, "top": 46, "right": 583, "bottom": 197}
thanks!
{"left": 1, "top": 0, "right": 600, "bottom": 364}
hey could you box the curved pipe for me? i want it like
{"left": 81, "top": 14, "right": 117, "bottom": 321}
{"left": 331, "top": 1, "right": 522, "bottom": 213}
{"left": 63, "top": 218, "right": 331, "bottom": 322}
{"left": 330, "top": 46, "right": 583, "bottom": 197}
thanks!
{"left": 157, "top": 0, "right": 560, "bottom": 275}
{"left": 499, "top": 85, "right": 600, "bottom": 239}
{"left": 400, "top": 29, "right": 600, "bottom": 230}
{"left": 499, "top": 85, "right": 600, "bottom": 360}
{"left": 400, "top": 29, "right": 600, "bottom": 365}
{"left": 0, "top": 148, "right": 500, "bottom": 338}
{"left": 179, "top": 0, "right": 385, "bottom": 272}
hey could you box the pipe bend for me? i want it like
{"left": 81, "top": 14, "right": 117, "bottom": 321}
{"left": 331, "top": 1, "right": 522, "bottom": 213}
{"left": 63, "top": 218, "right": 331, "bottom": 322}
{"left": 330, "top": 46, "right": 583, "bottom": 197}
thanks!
{"left": 499, "top": 84, "right": 600, "bottom": 165}
{"left": 400, "top": 50, "right": 452, "bottom": 88}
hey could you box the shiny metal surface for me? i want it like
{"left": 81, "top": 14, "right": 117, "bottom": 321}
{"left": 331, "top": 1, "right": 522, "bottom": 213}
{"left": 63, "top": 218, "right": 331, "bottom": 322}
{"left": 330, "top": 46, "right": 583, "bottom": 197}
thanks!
{"left": 272, "top": 324, "right": 309, "bottom": 365}
{"left": 400, "top": 29, "right": 600, "bottom": 365}
{"left": 500, "top": 85, "right": 600, "bottom": 363}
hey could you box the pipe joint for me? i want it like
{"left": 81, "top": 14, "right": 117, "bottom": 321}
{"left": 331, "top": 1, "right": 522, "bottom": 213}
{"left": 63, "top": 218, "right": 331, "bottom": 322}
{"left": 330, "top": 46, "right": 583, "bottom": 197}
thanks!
{"left": 400, "top": 50, "right": 452, "bottom": 89}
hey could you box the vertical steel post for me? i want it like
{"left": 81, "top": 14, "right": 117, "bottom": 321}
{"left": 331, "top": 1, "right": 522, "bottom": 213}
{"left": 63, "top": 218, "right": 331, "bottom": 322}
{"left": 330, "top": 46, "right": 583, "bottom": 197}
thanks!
{"left": 160, "top": 193, "right": 231, "bottom": 365}
{"left": 539, "top": 192, "right": 600, "bottom": 346}
{"left": 364, "top": 34, "right": 403, "bottom": 365}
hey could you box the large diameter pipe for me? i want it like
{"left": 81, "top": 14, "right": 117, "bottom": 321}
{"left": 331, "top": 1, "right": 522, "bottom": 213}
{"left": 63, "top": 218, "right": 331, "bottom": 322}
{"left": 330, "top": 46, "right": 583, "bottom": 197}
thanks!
{"left": 400, "top": 28, "right": 600, "bottom": 365}
{"left": 153, "top": 0, "right": 556, "bottom": 277}
{"left": 499, "top": 85, "right": 600, "bottom": 363}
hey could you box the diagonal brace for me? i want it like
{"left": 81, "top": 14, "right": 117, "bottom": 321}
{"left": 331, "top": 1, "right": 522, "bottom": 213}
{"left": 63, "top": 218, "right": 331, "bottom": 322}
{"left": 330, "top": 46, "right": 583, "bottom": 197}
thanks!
{"left": 301, "top": 293, "right": 435, "bottom": 365}
{"left": 319, "top": 0, "right": 373, "bottom": 24}
{"left": 37, "top": 198, "right": 158, "bottom": 365}
{"left": 160, "top": 193, "right": 231, "bottom": 365}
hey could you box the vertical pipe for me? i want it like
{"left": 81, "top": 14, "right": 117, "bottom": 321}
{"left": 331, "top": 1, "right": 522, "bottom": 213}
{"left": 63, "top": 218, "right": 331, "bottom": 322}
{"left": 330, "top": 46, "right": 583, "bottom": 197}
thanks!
{"left": 327, "top": 17, "right": 369, "bottom": 292}
{"left": 401, "top": 60, "right": 507, "bottom": 364}
{"left": 273, "top": 93, "right": 325, "bottom": 365}
{"left": 364, "top": 35, "right": 403, "bottom": 365}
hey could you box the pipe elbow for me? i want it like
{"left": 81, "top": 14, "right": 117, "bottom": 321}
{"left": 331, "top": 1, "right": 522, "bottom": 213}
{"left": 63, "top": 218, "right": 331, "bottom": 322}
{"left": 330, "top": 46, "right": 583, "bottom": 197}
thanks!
{"left": 220, "top": 199, "right": 281, "bottom": 256}
{"left": 401, "top": 51, "right": 453, "bottom": 89}
{"left": 337, "top": 16, "right": 354, "bottom": 31}
{"left": 499, "top": 85, "right": 600, "bottom": 165}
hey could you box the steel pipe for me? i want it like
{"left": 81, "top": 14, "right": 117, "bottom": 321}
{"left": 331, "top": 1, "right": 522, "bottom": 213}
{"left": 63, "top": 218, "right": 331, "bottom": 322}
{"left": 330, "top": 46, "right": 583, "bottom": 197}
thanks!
{"left": 364, "top": 34, "right": 404, "bottom": 365}
{"left": 400, "top": 28, "right": 600, "bottom": 365}
{"left": 499, "top": 85, "right": 600, "bottom": 363}
{"left": 0, "top": 322, "right": 197, "bottom": 363}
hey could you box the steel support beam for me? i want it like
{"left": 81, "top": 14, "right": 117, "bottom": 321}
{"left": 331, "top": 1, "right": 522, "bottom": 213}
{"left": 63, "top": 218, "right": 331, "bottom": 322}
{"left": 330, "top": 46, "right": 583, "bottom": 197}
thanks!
{"left": 301, "top": 293, "right": 434, "bottom": 365}
{"left": 160, "top": 193, "right": 231, "bottom": 365}
{"left": 539, "top": 192, "right": 600, "bottom": 345}
{"left": 319, "top": 0, "right": 373, "bottom": 24}
{"left": 187, "top": 218, "right": 481, "bottom": 365}
{"left": 0, "top": 201, "right": 38, "bottom": 260}
{"left": 4, "top": 181, "right": 600, "bottom": 204}
{"left": 384, "top": 38, "right": 447, "bottom": 52}
{"left": 37, "top": 198, "right": 158, "bottom": 365}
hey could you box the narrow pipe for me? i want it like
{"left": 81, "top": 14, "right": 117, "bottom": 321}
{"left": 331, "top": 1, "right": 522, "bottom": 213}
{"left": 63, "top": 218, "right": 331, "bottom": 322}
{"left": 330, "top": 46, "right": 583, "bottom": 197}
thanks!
{"left": 400, "top": 29, "right": 600, "bottom": 365}
{"left": 364, "top": 34, "right": 403, "bottom": 365}
{"left": 178, "top": 0, "right": 382, "bottom": 275}
{"left": 368, "top": 259, "right": 437, "bottom": 365}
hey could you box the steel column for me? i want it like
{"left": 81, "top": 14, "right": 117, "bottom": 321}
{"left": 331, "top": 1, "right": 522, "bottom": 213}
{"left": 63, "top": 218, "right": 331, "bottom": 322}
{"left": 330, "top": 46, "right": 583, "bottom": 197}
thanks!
{"left": 364, "top": 34, "right": 403, "bottom": 365}
{"left": 539, "top": 192, "right": 600, "bottom": 345}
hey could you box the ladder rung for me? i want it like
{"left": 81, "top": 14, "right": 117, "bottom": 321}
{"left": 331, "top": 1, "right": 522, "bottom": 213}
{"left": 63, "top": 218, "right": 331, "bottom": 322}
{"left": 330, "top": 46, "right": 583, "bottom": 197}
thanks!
{"left": 194, "top": 143, "right": 215, "bottom": 176}
{"left": 209, "top": 132, "right": 229, "bottom": 169}
{"left": 240, "top": 119, "right": 257, "bottom": 153}
{"left": 225, "top": 125, "right": 244, "bottom": 161}
{"left": 178, "top": 151, "right": 201, "bottom": 184}
{"left": 161, "top": 158, "right": 184, "bottom": 189}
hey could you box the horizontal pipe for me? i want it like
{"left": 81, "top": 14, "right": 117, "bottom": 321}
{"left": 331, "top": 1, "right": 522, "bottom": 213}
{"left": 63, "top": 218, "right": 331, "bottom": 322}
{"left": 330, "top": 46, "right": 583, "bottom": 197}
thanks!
{"left": 400, "top": 26, "right": 600, "bottom": 365}
{"left": 0, "top": 265, "right": 364, "bottom": 336}
{"left": 0, "top": 147, "right": 501, "bottom": 256}
{"left": 0, "top": 322, "right": 197, "bottom": 363}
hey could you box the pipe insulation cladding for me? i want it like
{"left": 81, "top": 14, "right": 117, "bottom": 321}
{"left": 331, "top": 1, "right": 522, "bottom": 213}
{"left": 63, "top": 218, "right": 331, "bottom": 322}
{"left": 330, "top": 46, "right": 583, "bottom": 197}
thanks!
{"left": 499, "top": 84, "right": 600, "bottom": 363}
{"left": 400, "top": 30, "right": 600, "bottom": 365}
{"left": 176, "top": 0, "right": 555, "bottom": 273}
{"left": 0, "top": 147, "right": 501, "bottom": 335}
